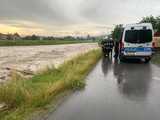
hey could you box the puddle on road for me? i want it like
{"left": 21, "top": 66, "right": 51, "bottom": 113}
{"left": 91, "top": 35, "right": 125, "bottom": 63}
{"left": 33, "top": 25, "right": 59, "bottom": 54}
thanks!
{"left": 46, "top": 58, "right": 160, "bottom": 120}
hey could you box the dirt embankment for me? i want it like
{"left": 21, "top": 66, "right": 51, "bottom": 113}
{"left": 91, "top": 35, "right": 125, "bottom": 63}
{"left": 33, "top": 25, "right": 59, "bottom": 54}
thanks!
{"left": 0, "top": 43, "right": 98, "bottom": 82}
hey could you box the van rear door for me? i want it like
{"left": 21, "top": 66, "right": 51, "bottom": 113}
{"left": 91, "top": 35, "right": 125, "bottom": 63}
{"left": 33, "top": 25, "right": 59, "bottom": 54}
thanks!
{"left": 124, "top": 29, "right": 153, "bottom": 56}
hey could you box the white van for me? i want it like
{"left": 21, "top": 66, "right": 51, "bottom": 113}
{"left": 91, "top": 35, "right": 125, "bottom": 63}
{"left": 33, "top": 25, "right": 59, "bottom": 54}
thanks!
{"left": 119, "top": 23, "right": 154, "bottom": 63}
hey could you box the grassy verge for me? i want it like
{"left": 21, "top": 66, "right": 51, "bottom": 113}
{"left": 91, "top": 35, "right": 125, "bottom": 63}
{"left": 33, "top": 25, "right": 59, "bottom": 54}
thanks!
{"left": 152, "top": 53, "right": 160, "bottom": 64}
{"left": 0, "top": 40, "right": 95, "bottom": 46}
{"left": 0, "top": 49, "right": 101, "bottom": 120}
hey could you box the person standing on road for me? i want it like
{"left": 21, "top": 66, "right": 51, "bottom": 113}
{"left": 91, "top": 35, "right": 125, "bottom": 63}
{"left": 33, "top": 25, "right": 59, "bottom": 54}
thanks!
{"left": 112, "top": 25, "right": 124, "bottom": 59}
{"left": 101, "top": 38, "right": 114, "bottom": 58}
{"left": 114, "top": 40, "right": 119, "bottom": 59}
{"left": 114, "top": 29, "right": 124, "bottom": 59}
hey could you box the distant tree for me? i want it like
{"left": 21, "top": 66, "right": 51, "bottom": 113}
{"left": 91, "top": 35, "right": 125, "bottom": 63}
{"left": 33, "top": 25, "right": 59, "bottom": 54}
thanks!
{"left": 13, "top": 33, "right": 21, "bottom": 40}
{"left": 140, "top": 15, "right": 157, "bottom": 30}
{"left": 87, "top": 34, "right": 91, "bottom": 40}
{"left": 48, "top": 36, "right": 55, "bottom": 40}
{"left": 6, "top": 34, "right": 12, "bottom": 40}
{"left": 140, "top": 15, "right": 160, "bottom": 32}
{"left": 22, "top": 36, "right": 30, "bottom": 40}
{"left": 63, "top": 36, "right": 75, "bottom": 41}
{"left": 155, "top": 16, "right": 160, "bottom": 32}
{"left": 22, "top": 35, "right": 40, "bottom": 40}
{"left": 111, "top": 24, "right": 123, "bottom": 41}
{"left": 14, "top": 33, "right": 20, "bottom": 37}
{"left": 30, "top": 35, "right": 39, "bottom": 40}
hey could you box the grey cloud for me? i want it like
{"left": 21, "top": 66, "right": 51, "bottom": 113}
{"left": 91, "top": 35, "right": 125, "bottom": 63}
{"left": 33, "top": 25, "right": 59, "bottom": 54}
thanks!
{"left": 0, "top": 0, "right": 79, "bottom": 25}
{"left": 80, "top": 0, "right": 160, "bottom": 24}
{"left": 0, "top": 0, "right": 160, "bottom": 35}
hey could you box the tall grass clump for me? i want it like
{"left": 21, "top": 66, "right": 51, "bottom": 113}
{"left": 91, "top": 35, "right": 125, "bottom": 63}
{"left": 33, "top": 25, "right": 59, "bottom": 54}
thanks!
{"left": 0, "top": 49, "right": 101, "bottom": 120}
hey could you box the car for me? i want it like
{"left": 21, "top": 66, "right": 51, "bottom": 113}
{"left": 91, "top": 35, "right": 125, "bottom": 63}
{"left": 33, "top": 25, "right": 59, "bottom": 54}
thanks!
{"left": 119, "top": 23, "right": 154, "bottom": 63}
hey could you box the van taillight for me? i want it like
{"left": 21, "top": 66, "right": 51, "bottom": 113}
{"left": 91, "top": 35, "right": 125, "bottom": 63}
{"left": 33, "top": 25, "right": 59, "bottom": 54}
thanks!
{"left": 152, "top": 42, "right": 156, "bottom": 48}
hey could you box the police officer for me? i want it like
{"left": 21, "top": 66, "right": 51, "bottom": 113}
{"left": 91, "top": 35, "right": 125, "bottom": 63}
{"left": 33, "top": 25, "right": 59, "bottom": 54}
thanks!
{"left": 114, "top": 40, "right": 119, "bottom": 59}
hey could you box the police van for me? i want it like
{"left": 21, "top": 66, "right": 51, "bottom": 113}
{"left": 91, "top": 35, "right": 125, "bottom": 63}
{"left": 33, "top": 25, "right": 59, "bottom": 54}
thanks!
{"left": 119, "top": 23, "right": 154, "bottom": 63}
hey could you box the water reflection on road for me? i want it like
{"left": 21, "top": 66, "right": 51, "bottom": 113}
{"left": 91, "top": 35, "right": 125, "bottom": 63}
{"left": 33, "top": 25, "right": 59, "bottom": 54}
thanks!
{"left": 46, "top": 57, "right": 160, "bottom": 120}
{"left": 102, "top": 57, "right": 152, "bottom": 101}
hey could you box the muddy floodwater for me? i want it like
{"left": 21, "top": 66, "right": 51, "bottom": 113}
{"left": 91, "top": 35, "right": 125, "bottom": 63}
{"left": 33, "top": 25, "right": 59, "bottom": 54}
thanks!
{"left": 0, "top": 43, "right": 98, "bottom": 82}
{"left": 45, "top": 58, "right": 160, "bottom": 120}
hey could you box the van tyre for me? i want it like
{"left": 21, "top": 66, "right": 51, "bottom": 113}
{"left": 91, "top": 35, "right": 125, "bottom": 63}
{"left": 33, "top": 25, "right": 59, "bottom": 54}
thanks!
{"left": 119, "top": 56, "right": 125, "bottom": 62}
{"left": 144, "top": 58, "right": 151, "bottom": 63}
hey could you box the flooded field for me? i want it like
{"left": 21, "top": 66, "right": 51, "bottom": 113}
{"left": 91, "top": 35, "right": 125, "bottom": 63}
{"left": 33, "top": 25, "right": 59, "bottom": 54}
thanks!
{"left": 0, "top": 43, "right": 98, "bottom": 82}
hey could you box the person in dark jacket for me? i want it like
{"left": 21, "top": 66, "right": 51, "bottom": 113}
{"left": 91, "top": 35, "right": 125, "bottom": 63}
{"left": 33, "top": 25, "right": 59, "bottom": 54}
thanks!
{"left": 101, "top": 38, "right": 114, "bottom": 58}
{"left": 114, "top": 41, "right": 119, "bottom": 59}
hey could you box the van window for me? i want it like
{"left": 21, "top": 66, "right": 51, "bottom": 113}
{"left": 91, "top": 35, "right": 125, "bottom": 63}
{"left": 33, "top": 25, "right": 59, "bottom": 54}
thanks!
{"left": 125, "top": 30, "right": 152, "bottom": 43}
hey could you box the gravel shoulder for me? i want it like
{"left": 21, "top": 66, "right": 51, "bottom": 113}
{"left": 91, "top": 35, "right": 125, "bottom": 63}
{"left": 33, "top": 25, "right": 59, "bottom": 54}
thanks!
{"left": 0, "top": 43, "right": 98, "bottom": 82}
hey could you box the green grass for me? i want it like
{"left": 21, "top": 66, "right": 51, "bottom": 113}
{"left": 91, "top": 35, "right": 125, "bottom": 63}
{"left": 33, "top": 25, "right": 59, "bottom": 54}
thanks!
{"left": 152, "top": 53, "right": 160, "bottom": 64}
{"left": 0, "top": 40, "right": 95, "bottom": 46}
{"left": 0, "top": 49, "right": 101, "bottom": 120}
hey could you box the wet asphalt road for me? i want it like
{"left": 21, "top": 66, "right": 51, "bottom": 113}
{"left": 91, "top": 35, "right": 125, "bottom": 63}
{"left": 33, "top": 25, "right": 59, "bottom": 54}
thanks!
{"left": 46, "top": 58, "right": 160, "bottom": 120}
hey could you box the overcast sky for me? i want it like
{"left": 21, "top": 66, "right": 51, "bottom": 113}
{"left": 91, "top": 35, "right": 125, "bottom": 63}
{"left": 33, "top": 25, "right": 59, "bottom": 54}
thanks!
{"left": 0, "top": 0, "right": 160, "bottom": 36}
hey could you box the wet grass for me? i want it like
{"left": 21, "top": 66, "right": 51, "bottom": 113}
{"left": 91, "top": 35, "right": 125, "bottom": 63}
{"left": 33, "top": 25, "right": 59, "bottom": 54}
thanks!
{"left": 152, "top": 52, "right": 160, "bottom": 64}
{"left": 0, "top": 49, "right": 101, "bottom": 120}
{"left": 0, "top": 40, "right": 95, "bottom": 46}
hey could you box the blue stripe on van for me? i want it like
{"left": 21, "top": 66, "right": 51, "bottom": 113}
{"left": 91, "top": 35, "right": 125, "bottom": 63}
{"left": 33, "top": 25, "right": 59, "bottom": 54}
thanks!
{"left": 124, "top": 47, "right": 152, "bottom": 52}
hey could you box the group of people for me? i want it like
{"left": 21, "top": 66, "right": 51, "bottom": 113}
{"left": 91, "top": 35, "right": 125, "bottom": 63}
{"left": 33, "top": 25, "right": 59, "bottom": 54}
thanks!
{"left": 101, "top": 38, "right": 119, "bottom": 59}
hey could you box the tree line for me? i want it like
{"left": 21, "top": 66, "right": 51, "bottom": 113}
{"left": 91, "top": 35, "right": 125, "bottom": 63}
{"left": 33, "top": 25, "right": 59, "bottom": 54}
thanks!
{"left": 111, "top": 15, "right": 160, "bottom": 41}
{"left": 0, "top": 33, "right": 97, "bottom": 41}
